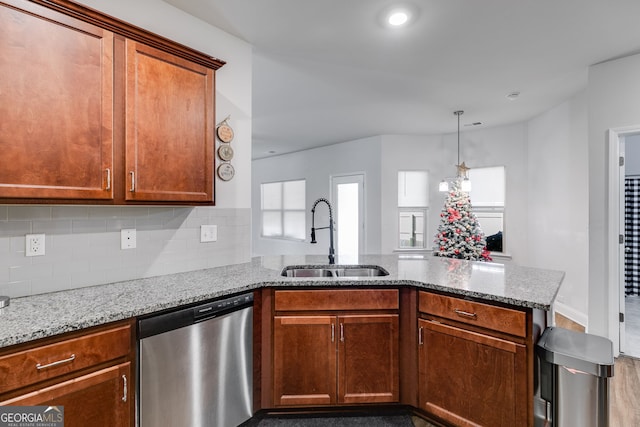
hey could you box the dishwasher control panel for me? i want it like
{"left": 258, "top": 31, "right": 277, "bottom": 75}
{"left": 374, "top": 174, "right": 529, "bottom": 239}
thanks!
{"left": 139, "top": 292, "right": 254, "bottom": 338}
{"left": 194, "top": 293, "right": 254, "bottom": 320}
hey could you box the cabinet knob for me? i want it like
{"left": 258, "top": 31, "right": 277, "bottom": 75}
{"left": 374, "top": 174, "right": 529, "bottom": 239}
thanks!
{"left": 105, "top": 168, "right": 111, "bottom": 190}
{"left": 129, "top": 171, "right": 135, "bottom": 192}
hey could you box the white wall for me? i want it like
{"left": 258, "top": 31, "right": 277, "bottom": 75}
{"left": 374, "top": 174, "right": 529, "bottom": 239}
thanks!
{"left": 252, "top": 137, "right": 382, "bottom": 257}
{"left": 588, "top": 53, "right": 640, "bottom": 339}
{"left": 379, "top": 130, "right": 529, "bottom": 258}
{"left": 255, "top": 122, "right": 530, "bottom": 262}
{"left": 527, "top": 91, "right": 589, "bottom": 325}
{"left": 0, "top": 0, "right": 252, "bottom": 298}
{"left": 379, "top": 135, "right": 444, "bottom": 254}
{"left": 449, "top": 123, "right": 530, "bottom": 261}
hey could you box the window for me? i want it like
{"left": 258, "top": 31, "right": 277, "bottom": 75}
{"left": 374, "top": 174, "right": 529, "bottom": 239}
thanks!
{"left": 399, "top": 209, "right": 426, "bottom": 248}
{"left": 397, "top": 171, "right": 429, "bottom": 249}
{"left": 468, "top": 166, "right": 505, "bottom": 252}
{"left": 261, "top": 179, "right": 306, "bottom": 240}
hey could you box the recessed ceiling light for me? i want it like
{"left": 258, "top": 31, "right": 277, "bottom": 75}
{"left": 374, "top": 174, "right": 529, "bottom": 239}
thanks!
{"left": 268, "top": 150, "right": 276, "bottom": 154}
{"left": 388, "top": 10, "right": 409, "bottom": 26}
{"left": 506, "top": 91, "right": 520, "bottom": 101}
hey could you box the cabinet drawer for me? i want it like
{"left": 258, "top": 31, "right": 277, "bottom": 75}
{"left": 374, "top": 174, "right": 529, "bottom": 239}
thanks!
{"left": 275, "top": 289, "right": 398, "bottom": 311}
{"left": 419, "top": 292, "right": 526, "bottom": 337}
{"left": 0, "top": 324, "right": 131, "bottom": 394}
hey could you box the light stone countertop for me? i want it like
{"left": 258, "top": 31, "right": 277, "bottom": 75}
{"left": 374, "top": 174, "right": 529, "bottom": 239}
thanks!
{"left": 0, "top": 254, "right": 564, "bottom": 349}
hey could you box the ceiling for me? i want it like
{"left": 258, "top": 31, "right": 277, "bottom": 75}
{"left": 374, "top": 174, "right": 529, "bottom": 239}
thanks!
{"left": 164, "top": 0, "right": 640, "bottom": 159}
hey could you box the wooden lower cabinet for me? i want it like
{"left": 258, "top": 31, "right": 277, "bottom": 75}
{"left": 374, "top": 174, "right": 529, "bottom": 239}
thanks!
{"left": 0, "top": 320, "right": 134, "bottom": 427}
{"left": 2, "top": 363, "right": 131, "bottom": 427}
{"left": 262, "top": 288, "right": 540, "bottom": 425}
{"left": 273, "top": 315, "right": 337, "bottom": 406}
{"left": 339, "top": 315, "right": 399, "bottom": 404}
{"left": 418, "top": 318, "right": 527, "bottom": 426}
{"left": 273, "top": 314, "right": 399, "bottom": 406}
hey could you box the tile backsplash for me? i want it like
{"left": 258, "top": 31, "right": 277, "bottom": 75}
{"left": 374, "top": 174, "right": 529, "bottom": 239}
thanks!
{"left": 0, "top": 206, "right": 251, "bottom": 298}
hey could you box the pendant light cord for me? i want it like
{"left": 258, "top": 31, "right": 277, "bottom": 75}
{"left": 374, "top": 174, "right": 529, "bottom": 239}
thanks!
{"left": 454, "top": 110, "right": 464, "bottom": 167}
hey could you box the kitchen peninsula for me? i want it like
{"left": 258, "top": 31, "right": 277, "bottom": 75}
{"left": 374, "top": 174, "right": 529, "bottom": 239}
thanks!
{"left": 0, "top": 255, "right": 564, "bottom": 426}
{"left": 0, "top": 255, "right": 562, "bottom": 347}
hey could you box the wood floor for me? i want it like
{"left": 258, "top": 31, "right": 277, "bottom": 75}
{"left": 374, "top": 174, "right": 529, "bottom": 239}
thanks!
{"left": 624, "top": 295, "right": 640, "bottom": 357}
{"left": 556, "top": 313, "right": 640, "bottom": 427}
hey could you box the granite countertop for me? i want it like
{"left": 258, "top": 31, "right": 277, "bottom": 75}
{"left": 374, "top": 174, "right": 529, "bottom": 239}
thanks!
{"left": 0, "top": 254, "right": 564, "bottom": 349}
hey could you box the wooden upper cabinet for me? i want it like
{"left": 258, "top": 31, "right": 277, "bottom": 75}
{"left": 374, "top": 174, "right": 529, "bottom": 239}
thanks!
{"left": 125, "top": 40, "right": 214, "bottom": 203}
{"left": 0, "top": 0, "right": 224, "bottom": 204}
{"left": 0, "top": 0, "right": 114, "bottom": 200}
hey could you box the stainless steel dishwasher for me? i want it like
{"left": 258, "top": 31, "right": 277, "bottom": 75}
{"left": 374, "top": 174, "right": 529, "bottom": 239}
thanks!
{"left": 138, "top": 292, "right": 253, "bottom": 427}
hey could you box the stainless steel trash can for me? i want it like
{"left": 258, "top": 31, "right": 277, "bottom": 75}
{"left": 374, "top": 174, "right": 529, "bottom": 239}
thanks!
{"left": 536, "top": 327, "right": 614, "bottom": 427}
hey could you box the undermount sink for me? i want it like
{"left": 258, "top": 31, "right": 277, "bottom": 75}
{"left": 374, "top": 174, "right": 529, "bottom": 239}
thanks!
{"left": 281, "top": 265, "right": 389, "bottom": 278}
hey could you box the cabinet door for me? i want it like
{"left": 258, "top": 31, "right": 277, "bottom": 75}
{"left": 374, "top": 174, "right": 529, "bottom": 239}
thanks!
{"left": 0, "top": 0, "right": 114, "bottom": 200}
{"left": 273, "top": 316, "right": 336, "bottom": 406}
{"left": 418, "top": 319, "right": 527, "bottom": 427}
{"left": 338, "top": 314, "right": 399, "bottom": 404}
{"left": 1, "top": 362, "right": 131, "bottom": 427}
{"left": 125, "top": 40, "right": 214, "bottom": 203}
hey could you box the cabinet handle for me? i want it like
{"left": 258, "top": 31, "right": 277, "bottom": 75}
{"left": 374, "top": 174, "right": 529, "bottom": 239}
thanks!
{"left": 454, "top": 309, "right": 477, "bottom": 319}
{"left": 36, "top": 354, "right": 75, "bottom": 370}
{"left": 340, "top": 323, "right": 344, "bottom": 342}
{"left": 419, "top": 326, "right": 424, "bottom": 345}
{"left": 105, "top": 168, "right": 111, "bottom": 190}
{"left": 122, "top": 374, "right": 127, "bottom": 402}
{"left": 331, "top": 323, "right": 335, "bottom": 343}
{"left": 129, "top": 171, "right": 135, "bottom": 192}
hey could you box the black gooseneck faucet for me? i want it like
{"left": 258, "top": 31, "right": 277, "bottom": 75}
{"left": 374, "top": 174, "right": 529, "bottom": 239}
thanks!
{"left": 310, "top": 197, "right": 335, "bottom": 264}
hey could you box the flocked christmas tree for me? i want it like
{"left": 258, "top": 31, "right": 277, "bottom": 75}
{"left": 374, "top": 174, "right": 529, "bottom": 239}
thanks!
{"left": 433, "top": 173, "right": 492, "bottom": 262}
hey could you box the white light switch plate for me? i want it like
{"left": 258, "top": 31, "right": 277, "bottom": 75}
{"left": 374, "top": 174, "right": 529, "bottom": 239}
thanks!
{"left": 121, "top": 229, "right": 136, "bottom": 249}
{"left": 26, "top": 234, "right": 45, "bottom": 257}
{"left": 201, "top": 225, "right": 217, "bottom": 242}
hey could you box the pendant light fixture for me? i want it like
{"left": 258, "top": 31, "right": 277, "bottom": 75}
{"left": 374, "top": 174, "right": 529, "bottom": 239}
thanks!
{"left": 439, "top": 110, "right": 471, "bottom": 192}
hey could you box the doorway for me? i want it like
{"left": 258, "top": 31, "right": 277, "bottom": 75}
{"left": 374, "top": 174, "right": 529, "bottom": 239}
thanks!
{"left": 331, "top": 174, "right": 364, "bottom": 264}
{"left": 622, "top": 134, "right": 640, "bottom": 357}
{"left": 608, "top": 128, "right": 640, "bottom": 358}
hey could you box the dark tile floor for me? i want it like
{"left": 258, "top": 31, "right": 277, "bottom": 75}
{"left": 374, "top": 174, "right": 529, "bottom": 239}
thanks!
{"left": 254, "top": 415, "right": 416, "bottom": 426}
{"left": 247, "top": 414, "right": 442, "bottom": 427}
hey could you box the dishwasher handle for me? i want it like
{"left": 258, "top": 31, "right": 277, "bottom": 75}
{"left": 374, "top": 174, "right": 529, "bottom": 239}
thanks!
{"left": 193, "top": 303, "right": 218, "bottom": 321}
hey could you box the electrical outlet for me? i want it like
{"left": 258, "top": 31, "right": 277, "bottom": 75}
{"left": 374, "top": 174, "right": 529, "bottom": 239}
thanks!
{"left": 121, "top": 229, "right": 136, "bottom": 249}
{"left": 26, "top": 234, "right": 45, "bottom": 257}
{"left": 200, "top": 225, "right": 218, "bottom": 242}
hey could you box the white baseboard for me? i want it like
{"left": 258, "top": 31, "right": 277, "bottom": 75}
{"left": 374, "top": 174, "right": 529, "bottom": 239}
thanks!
{"left": 553, "top": 301, "right": 588, "bottom": 328}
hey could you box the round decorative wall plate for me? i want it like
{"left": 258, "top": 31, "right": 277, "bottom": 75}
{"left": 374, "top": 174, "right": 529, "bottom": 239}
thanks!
{"left": 216, "top": 124, "right": 234, "bottom": 143}
{"left": 217, "top": 163, "right": 235, "bottom": 181}
{"left": 217, "top": 144, "right": 234, "bottom": 161}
